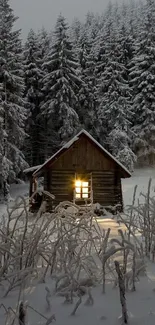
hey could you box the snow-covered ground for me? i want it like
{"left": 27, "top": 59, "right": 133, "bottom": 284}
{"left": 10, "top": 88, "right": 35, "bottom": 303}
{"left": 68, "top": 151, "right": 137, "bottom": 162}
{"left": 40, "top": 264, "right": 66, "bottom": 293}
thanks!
{"left": 0, "top": 168, "right": 155, "bottom": 325}
{"left": 0, "top": 182, "right": 29, "bottom": 218}
{"left": 1, "top": 270, "right": 155, "bottom": 325}
{"left": 122, "top": 167, "right": 155, "bottom": 206}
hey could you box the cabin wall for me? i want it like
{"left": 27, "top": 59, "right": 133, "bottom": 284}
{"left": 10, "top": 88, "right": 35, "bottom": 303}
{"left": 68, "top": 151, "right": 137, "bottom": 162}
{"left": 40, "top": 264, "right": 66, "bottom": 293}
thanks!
{"left": 92, "top": 171, "right": 123, "bottom": 209}
{"left": 44, "top": 169, "right": 123, "bottom": 210}
{"left": 45, "top": 170, "right": 75, "bottom": 207}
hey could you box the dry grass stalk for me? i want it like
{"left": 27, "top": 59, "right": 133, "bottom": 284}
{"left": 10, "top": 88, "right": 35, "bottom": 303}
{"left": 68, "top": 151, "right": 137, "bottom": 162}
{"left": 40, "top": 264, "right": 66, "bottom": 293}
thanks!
{"left": 18, "top": 302, "right": 26, "bottom": 325}
{"left": 70, "top": 296, "right": 82, "bottom": 316}
{"left": 84, "top": 288, "right": 94, "bottom": 306}
{"left": 115, "top": 261, "right": 128, "bottom": 324}
{"left": 45, "top": 286, "right": 51, "bottom": 311}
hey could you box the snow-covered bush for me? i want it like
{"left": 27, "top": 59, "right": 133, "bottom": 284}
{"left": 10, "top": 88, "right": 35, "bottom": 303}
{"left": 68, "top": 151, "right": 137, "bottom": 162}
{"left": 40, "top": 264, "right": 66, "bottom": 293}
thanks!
{"left": 119, "top": 178, "right": 155, "bottom": 260}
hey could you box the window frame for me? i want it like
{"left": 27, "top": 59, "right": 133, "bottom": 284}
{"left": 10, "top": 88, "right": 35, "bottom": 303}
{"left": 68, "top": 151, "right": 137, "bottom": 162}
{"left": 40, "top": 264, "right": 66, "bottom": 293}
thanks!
{"left": 75, "top": 180, "right": 89, "bottom": 199}
{"left": 74, "top": 173, "right": 93, "bottom": 202}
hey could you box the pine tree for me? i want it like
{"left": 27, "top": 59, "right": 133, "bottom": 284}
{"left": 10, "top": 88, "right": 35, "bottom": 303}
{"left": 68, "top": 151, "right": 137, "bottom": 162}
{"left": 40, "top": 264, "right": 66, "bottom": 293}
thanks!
{"left": 41, "top": 15, "right": 82, "bottom": 158}
{"left": 129, "top": 0, "right": 155, "bottom": 165}
{"left": 0, "top": 95, "right": 4, "bottom": 197}
{"left": 0, "top": 0, "right": 27, "bottom": 198}
{"left": 38, "top": 27, "right": 51, "bottom": 59}
{"left": 70, "top": 18, "right": 82, "bottom": 47}
{"left": 77, "top": 28, "right": 96, "bottom": 132}
{"left": 95, "top": 4, "right": 136, "bottom": 171}
{"left": 23, "top": 29, "right": 44, "bottom": 166}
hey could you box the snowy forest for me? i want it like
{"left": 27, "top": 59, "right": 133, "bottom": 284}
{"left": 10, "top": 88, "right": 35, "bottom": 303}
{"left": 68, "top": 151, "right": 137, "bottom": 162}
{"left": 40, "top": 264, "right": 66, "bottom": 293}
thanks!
{"left": 0, "top": 0, "right": 155, "bottom": 196}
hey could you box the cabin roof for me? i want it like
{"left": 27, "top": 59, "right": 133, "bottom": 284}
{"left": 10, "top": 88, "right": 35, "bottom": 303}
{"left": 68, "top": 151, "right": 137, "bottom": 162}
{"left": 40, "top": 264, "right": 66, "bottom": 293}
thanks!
{"left": 33, "top": 129, "right": 131, "bottom": 178}
{"left": 23, "top": 165, "right": 42, "bottom": 175}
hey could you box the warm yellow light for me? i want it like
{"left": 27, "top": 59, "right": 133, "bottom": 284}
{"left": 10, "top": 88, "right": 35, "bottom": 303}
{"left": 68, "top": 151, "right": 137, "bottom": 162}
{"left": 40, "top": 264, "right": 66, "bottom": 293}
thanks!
{"left": 82, "top": 187, "right": 88, "bottom": 193}
{"left": 75, "top": 179, "right": 89, "bottom": 200}
{"left": 75, "top": 180, "right": 81, "bottom": 187}
{"left": 82, "top": 182, "right": 88, "bottom": 187}
{"left": 82, "top": 193, "right": 88, "bottom": 198}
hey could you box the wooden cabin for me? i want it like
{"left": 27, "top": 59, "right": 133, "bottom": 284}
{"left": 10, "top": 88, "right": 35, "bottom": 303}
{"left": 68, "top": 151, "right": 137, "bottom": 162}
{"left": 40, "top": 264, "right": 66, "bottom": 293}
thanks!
{"left": 25, "top": 130, "right": 131, "bottom": 211}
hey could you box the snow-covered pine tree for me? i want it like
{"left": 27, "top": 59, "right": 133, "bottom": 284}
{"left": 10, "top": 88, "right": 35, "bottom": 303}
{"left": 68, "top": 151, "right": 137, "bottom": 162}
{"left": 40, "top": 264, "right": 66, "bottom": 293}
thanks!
{"left": 0, "top": 0, "right": 27, "bottom": 198}
{"left": 92, "top": 3, "right": 114, "bottom": 145}
{"left": 95, "top": 4, "right": 136, "bottom": 171}
{"left": 74, "top": 12, "right": 108, "bottom": 141}
{"left": 129, "top": 0, "right": 155, "bottom": 166}
{"left": 77, "top": 27, "right": 98, "bottom": 136}
{"left": 23, "top": 29, "right": 44, "bottom": 166}
{"left": 41, "top": 15, "right": 82, "bottom": 158}
{"left": 70, "top": 17, "right": 82, "bottom": 48}
{"left": 0, "top": 95, "right": 4, "bottom": 197}
{"left": 38, "top": 27, "right": 51, "bottom": 59}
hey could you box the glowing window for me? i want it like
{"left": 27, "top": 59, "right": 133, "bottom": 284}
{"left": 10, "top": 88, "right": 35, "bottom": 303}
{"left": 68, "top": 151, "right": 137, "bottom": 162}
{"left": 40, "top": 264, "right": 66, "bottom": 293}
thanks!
{"left": 82, "top": 187, "right": 88, "bottom": 194}
{"left": 82, "top": 193, "right": 88, "bottom": 198}
{"left": 75, "top": 181, "right": 81, "bottom": 187}
{"left": 75, "top": 180, "right": 89, "bottom": 199}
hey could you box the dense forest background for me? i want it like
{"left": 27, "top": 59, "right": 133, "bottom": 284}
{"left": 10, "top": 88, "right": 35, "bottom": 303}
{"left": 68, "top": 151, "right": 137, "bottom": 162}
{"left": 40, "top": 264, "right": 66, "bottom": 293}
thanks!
{"left": 0, "top": 0, "right": 155, "bottom": 196}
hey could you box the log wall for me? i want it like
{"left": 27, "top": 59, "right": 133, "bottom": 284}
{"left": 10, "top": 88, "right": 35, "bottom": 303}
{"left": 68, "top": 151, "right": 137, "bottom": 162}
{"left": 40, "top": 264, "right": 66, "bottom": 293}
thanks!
{"left": 45, "top": 170, "right": 75, "bottom": 207}
{"left": 92, "top": 171, "right": 123, "bottom": 209}
{"left": 44, "top": 169, "right": 123, "bottom": 210}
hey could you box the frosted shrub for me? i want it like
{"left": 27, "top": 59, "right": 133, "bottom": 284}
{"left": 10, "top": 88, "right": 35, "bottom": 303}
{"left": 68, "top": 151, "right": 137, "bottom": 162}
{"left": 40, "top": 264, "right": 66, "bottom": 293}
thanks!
{"left": 0, "top": 193, "right": 145, "bottom": 323}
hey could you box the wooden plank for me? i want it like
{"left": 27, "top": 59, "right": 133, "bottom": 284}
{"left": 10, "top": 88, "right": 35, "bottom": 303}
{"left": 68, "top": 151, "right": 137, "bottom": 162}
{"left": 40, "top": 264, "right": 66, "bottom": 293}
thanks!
{"left": 93, "top": 184, "right": 115, "bottom": 187}
{"left": 93, "top": 182, "right": 115, "bottom": 186}
{"left": 51, "top": 177, "right": 74, "bottom": 180}
{"left": 51, "top": 175, "right": 73, "bottom": 178}
{"left": 92, "top": 177, "right": 115, "bottom": 184}
{"left": 92, "top": 172, "right": 115, "bottom": 175}
{"left": 93, "top": 179, "right": 115, "bottom": 182}
{"left": 93, "top": 185, "right": 115, "bottom": 188}
{"left": 93, "top": 190, "right": 118, "bottom": 194}
{"left": 93, "top": 200, "right": 116, "bottom": 204}
{"left": 95, "top": 192, "right": 115, "bottom": 196}
{"left": 93, "top": 173, "right": 115, "bottom": 176}
{"left": 93, "top": 176, "right": 115, "bottom": 179}
{"left": 94, "top": 197, "right": 115, "bottom": 201}
{"left": 52, "top": 192, "right": 69, "bottom": 197}
{"left": 50, "top": 182, "right": 73, "bottom": 186}
{"left": 50, "top": 187, "right": 72, "bottom": 191}
{"left": 52, "top": 170, "right": 75, "bottom": 173}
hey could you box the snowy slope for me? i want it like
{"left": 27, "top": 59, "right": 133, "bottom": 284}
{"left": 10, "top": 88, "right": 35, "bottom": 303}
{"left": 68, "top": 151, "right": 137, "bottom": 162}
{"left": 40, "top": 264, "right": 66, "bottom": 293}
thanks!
{"left": 0, "top": 182, "right": 29, "bottom": 218}
{"left": 1, "top": 273, "right": 155, "bottom": 325}
{"left": 122, "top": 168, "right": 155, "bottom": 206}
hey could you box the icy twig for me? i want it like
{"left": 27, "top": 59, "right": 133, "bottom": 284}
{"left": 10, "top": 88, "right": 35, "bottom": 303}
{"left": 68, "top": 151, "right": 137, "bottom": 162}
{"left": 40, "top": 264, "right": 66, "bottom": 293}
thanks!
{"left": 115, "top": 261, "right": 128, "bottom": 324}
{"left": 70, "top": 296, "right": 82, "bottom": 316}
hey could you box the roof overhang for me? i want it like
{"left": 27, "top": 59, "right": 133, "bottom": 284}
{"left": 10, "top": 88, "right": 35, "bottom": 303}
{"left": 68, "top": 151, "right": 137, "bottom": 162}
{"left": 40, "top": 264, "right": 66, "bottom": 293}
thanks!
{"left": 23, "top": 165, "right": 42, "bottom": 177}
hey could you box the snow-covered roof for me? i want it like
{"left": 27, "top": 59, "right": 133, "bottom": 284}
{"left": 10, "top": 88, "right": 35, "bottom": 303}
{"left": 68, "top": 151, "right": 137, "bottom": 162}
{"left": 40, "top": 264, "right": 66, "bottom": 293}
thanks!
{"left": 24, "top": 165, "right": 42, "bottom": 174}
{"left": 33, "top": 129, "right": 131, "bottom": 178}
